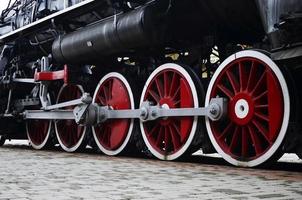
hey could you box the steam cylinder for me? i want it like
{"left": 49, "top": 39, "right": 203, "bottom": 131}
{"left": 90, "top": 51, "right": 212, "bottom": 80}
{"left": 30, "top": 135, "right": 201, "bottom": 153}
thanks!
{"left": 52, "top": 5, "right": 161, "bottom": 64}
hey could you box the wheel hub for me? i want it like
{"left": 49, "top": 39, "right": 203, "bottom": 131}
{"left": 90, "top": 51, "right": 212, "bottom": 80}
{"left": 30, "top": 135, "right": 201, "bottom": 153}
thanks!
{"left": 229, "top": 93, "right": 254, "bottom": 125}
{"left": 160, "top": 103, "right": 170, "bottom": 122}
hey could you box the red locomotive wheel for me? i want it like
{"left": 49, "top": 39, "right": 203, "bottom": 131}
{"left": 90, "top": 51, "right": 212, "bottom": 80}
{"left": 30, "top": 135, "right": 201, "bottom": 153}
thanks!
{"left": 92, "top": 72, "right": 134, "bottom": 156}
{"left": 27, "top": 118, "right": 52, "bottom": 149}
{"left": 55, "top": 84, "right": 87, "bottom": 152}
{"left": 140, "top": 63, "right": 199, "bottom": 160}
{"left": 205, "top": 50, "right": 290, "bottom": 167}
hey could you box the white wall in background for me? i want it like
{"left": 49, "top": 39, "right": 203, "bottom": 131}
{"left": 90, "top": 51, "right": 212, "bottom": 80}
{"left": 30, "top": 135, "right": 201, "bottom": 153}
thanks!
{"left": 0, "top": 0, "right": 10, "bottom": 13}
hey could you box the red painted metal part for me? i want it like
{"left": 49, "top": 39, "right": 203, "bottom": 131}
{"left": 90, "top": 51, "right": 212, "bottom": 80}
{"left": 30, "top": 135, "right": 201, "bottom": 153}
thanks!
{"left": 93, "top": 77, "right": 132, "bottom": 151}
{"left": 209, "top": 58, "right": 284, "bottom": 160}
{"left": 143, "top": 69, "right": 194, "bottom": 155}
{"left": 34, "top": 65, "right": 68, "bottom": 83}
{"left": 27, "top": 119, "right": 50, "bottom": 146}
{"left": 56, "top": 85, "right": 85, "bottom": 149}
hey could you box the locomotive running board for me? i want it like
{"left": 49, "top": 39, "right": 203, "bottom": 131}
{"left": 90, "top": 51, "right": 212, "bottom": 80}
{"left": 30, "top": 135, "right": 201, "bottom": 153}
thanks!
{"left": 0, "top": 0, "right": 100, "bottom": 44}
{"left": 23, "top": 97, "right": 227, "bottom": 125}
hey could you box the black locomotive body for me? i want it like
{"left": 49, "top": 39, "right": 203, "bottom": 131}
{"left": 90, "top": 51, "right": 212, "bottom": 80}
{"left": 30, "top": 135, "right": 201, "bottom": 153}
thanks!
{"left": 0, "top": 0, "right": 301, "bottom": 167}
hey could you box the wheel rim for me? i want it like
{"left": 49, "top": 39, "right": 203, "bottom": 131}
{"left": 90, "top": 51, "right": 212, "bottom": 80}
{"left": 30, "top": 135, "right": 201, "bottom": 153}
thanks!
{"left": 55, "top": 84, "right": 87, "bottom": 152}
{"left": 140, "top": 63, "right": 199, "bottom": 160}
{"left": 26, "top": 118, "right": 52, "bottom": 149}
{"left": 92, "top": 72, "right": 134, "bottom": 155}
{"left": 205, "top": 50, "right": 290, "bottom": 167}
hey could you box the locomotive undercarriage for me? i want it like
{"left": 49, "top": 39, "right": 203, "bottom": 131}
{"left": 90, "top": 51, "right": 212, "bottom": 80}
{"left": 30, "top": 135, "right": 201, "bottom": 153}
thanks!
{"left": 0, "top": 0, "right": 302, "bottom": 168}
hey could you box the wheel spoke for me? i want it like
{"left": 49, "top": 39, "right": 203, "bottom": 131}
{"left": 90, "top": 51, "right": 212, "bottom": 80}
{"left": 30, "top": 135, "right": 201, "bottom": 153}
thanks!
{"left": 229, "top": 126, "right": 240, "bottom": 152}
{"left": 252, "top": 120, "right": 271, "bottom": 144}
{"left": 173, "top": 100, "right": 180, "bottom": 107}
{"left": 252, "top": 70, "right": 267, "bottom": 95}
{"left": 226, "top": 70, "right": 239, "bottom": 93}
{"left": 247, "top": 61, "right": 257, "bottom": 91}
{"left": 172, "top": 86, "right": 181, "bottom": 101}
{"left": 107, "top": 126, "right": 112, "bottom": 148}
{"left": 164, "top": 72, "right": 170, "bottom": 97}
{"left": 97, "top": 95, "right": 106, "bottom": 105}
{"left": 171, "top": 121, "right": 181, "bottom": 137}
{"left": 148, "top": 123, "right": 160, "bottom": 136}
{"left": 241, "top": 126, "right": 249, "bottom": 157}
{"left": 217, "top": 84, "right": 234, "bottom": 99}
{"left": 218, "top": 122, "right": 234, "bottom": 140}
{"left": 247, "top": 125, "right": 263, "bottom": 155}
{"left": 254, "top": 90, "right": 268, "bottom": 101}
{"left": 169, "top": 72, "right": 178, "bottom": 96}
{"left": 255, "top": 112, "right": 269, "bottom": 122}
{"left": 255, "top": 104, "right": 269, "bottom": 109}
{"left": 164, "top": 126, "right": 170, "bottom": 153}
{"left": 156, "top": 126, "right": 164, "bottom": 147}
{"left": 239, "top": 62, "right": 248, "bottom": 91}
{"left": 169, "top": 125, "right": 181, "bottom": 151}
{"left": 155, "top": 78, "right": 164, "bottom": 98}
{"left": 148, "top": 90, "right": 160, "bottom": 103}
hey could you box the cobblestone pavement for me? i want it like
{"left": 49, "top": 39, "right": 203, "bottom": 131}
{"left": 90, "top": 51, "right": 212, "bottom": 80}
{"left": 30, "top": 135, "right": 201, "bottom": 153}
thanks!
{"left": 0, "top": 142, "right": 301, "bottom": 200}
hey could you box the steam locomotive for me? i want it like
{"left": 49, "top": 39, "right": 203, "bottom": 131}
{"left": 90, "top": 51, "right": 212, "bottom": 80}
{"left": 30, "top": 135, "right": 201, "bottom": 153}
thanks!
{"left": 0, "top": 0, "right": 301, "bottom": 167}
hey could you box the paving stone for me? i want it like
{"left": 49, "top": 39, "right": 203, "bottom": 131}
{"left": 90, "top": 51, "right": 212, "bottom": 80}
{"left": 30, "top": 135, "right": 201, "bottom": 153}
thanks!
{"left": 0, "top": 144, "right": 301, "bottom": 200}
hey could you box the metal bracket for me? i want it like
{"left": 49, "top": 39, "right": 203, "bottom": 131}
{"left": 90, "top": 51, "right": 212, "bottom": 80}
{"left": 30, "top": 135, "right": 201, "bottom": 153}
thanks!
{"left": 73, "top": 103, "right": 90, "bottom": 124}
{"left": 14, "top": 97, "right": 40, "bottom": 112}
{"left": 39, "top": 57, "right": 50, "bottom": 109}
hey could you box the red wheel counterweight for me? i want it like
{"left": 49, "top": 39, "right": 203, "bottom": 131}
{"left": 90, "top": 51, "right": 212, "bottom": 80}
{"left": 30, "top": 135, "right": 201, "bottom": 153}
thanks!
{"left": 92, "top": 72, "right": 135, "bottom": 155}
{"left": 55, "top": 84, "right": 88, "bottom": 152}
{"left": 140, "top": 63, "right": 202, "bottom": 160}
{"left": 205, "top": 50, "right": 290, "bottom": 167}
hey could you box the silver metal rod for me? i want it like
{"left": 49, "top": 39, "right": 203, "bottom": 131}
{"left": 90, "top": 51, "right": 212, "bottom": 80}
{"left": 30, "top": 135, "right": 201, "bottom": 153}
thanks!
{"left": 13, "top": 78, "right": 36, "bottom": 83}
{"left": 23, "top": 98, "right": 227, "bottom": 123}
{"left": 104, "top": 108, "right": 206, "bottom": 119}
{"left": 24, "top": 110, "right": 75, "bottom": 120}
{"left": 106, "top": 109, "right": 143, "bottom": 119}
{"left": 5, "top": 89, "right": 12, "bottom": 114}
{"left": 156, "top": 108, "right": 207, "bottom": 117}
{"left": 45, "top": 98, "right": 84, "bottom": 110}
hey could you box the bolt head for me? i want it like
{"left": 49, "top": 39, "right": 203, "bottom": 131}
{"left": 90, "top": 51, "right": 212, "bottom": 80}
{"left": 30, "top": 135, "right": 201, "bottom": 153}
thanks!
{"left": 210, "top": 108, "right": 217, "bottom": 115}
{"left": 151, "top": 111, "right": 157, "bottom": 117}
